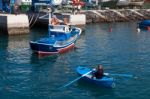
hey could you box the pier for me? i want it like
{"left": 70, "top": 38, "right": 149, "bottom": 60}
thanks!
{"left": 0, "top": 14, "right": 29, "bottom": 35}
{"left": 0, "top": 9, "right": 150, "bottom": 35}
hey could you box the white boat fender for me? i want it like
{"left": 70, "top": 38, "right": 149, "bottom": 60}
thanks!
{"left": 136, "top": 28, "right": 140, "bottom": 33}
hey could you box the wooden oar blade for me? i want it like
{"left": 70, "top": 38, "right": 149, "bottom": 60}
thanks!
{"left": 111, "top": 73, "right": 133, "bottom": 77}
{"left": 58, "top": 70, "right": 92, "bottom": 89}
{"left": 104, "top": 73, "right": 133, "bottom": 77}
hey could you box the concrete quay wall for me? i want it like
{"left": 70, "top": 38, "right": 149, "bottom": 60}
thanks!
{"left": 81, "top": 9, "right": 150, "bottom": 23}
{"left": 0, "top": 14, "right": 29, "bottom": 35}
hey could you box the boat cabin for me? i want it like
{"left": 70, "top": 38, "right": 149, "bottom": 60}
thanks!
{"left": 49, "top": 24, "right": 75, "bottom": 42}
{"left": 50, "top": 25, "right": 71, "bottom": 33}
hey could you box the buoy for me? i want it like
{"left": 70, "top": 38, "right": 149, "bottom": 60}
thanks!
{"left": 147, "top": 26, "right": 150, "bottom": 31}
{"left": 137, "top": 28, "right": 141, "bottom": 33}
{"left": 109, "top": 27, "right": 112, "bottom": 32}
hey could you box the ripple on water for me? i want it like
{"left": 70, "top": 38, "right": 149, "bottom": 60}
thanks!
{"left": 0, "top": 23, "right": 150, "bottom": 99}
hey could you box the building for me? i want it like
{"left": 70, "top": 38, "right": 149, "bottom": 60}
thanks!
{"left": 143, "top": 0, "right": 150, "bottom": 8}
{"left": 15, "top": 0, "right": 32, "bottom": 5}
{"left": 100, "top": 0, "right": 145, "bottom": 9}
{"left": 32, "top": 0, "right": 63, "bottom": 12}
{"left": 116, "top": 0, "right": 130, "bottom": 6}
{"left": 32, "top": 0, "right": 50, "bottom": 12}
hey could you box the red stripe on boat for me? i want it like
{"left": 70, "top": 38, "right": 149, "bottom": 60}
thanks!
{"left": 35, "top": 43, "right": 75, "bottom": 57}
{"left": 58, "top": 43, "right": 75, "bottom": 53}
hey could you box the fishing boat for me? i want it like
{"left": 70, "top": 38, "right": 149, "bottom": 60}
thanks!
{"left": 76, "top": 66, "right": 115, "bottom": 88}
{"left": 138, "top": 20, "right": 150, "bottom": 30}
{"left": 30, "top": 8, "right": 82, "bottom": 56}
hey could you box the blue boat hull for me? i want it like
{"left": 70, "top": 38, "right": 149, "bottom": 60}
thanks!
{"left": 139, "top": 20, "right": 150, "bottom": 30}
{"left": 30, "top": 27, "right": 81, "bottom": 56}
{"left": 76, "top": 66, "right": 115, "bottom": 88}
{"left": 30, "top": 40, "right": 75, "bottom": 56}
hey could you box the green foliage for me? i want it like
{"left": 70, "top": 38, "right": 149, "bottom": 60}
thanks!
{"left": 143, "top": 3, "right": 150, "bottom": 9}
{"left": 21, "top": 5, "right": 31, "bottom": 12}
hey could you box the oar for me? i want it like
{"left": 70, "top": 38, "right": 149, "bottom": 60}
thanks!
{"left": 59, "top": 70, "right": 93, "bottom": 89}
{"left": 104, "top": 73, "right": 133, "bottom": 78}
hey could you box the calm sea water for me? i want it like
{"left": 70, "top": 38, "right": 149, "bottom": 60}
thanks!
{"left": 0, "top": 22, "right": 150, "bottom": 99}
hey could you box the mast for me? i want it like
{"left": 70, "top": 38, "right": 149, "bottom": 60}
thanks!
{"left": 48, "top": 8, "right": 52, "bottom": 25}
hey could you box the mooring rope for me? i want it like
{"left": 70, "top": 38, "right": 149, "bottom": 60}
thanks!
{"left": 29, "top": 13, "right": 35, "bottom": 25}
{"left": 29, "top": 12, "right": 40, "bottom": 28}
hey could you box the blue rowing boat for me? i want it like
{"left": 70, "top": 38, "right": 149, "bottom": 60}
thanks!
{"left": 76, "top": 66, "right": 115, "bottom": 88}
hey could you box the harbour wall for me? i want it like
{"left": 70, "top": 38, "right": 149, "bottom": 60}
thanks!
{"left": 0, "top": 9, "right": 150, "bottom": 35}
{"left": 0, "top": 14, "right": 29, "bottom": 35}
{"left": 29, "top": 9, "right": 150, "bottom": 28}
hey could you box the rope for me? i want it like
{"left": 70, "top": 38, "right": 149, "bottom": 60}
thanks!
{"left": 29, "top": 12, "right": 40, "bottom": 28}
{"left": 29, "top": 13, "right": 35, "bottom": 25}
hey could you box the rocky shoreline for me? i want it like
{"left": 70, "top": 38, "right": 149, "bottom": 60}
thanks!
{"left": 81, "top": 9, "right": 150, "bottom": 23}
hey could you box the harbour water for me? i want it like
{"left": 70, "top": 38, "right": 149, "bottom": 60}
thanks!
{"left": 0, "top": 22, "right": 150, "bottom": 99}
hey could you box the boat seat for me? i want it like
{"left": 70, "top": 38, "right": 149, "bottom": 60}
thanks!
{"left": 57, "top": 36, "right": 66, "bottom": 41}
{"left": 38, "top": 38, "right": 55, "bottom": 44}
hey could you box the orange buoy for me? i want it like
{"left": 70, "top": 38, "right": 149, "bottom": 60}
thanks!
{"left": 147, "top": 26, "right": 150, "bottom": 31}
{"left": 109, "top": 27, "right": 112, "bottom": 32}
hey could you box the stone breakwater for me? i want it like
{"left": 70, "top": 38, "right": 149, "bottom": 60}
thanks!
{"left": 81, "top": 9, "right": 150, "bottom": 23}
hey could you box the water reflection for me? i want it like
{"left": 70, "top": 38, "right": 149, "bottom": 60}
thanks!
{"left": 1, "top": 22, "right": 150, "bottom": 98}
{"left": 0, "top": 35, "right": 8, "bottom": 59}
{"left": 30, "top": 53, "right": 58, "bottom": 64}
{"left": 74, "top": 80, "right": 114, "bottom": 98}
